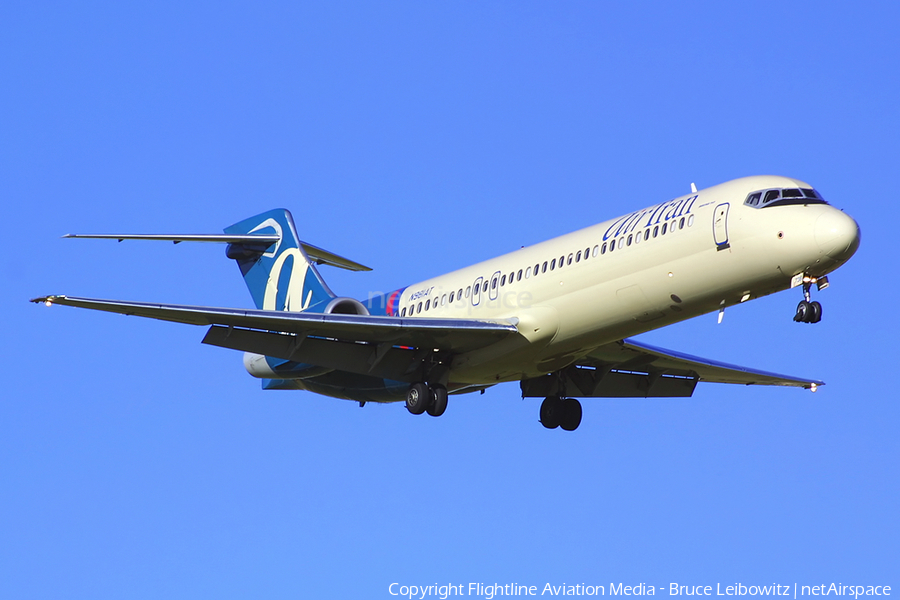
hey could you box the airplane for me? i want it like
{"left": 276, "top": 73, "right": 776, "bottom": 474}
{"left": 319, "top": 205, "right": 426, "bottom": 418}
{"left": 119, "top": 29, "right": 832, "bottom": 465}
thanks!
{"left": 32, "top": 175, "right": 860, "bottom": 431}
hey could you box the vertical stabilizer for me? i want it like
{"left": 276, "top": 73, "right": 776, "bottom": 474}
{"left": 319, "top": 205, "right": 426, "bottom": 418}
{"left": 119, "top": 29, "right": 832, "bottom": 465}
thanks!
{"left": 224, "top": 209, "right": 335, "bottom": 312}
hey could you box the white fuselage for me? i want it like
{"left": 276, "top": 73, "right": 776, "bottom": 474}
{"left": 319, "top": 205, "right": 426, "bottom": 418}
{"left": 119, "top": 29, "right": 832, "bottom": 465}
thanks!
{"left": 391, "top": 176, "right": 859, "bottom": 385}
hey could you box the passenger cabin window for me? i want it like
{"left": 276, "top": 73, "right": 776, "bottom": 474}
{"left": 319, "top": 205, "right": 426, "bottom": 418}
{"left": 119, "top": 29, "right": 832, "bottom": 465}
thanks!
{"left": 401, "top": 307, "right": 407, "bottom": 317}
{"left": 517, "top": 269, "right": 523, "bottom": 281}
{"left": 576, "top": 250, "right": 582, "bottom": 262}
{"left": 450, "top": 292, "right": 455, "bottom": 303}
{"left": 550, "top": 258, "right": 556, "bottom": 270}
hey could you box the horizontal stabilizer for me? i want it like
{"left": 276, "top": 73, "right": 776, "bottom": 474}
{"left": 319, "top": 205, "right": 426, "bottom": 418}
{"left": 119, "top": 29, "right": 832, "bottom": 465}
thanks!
{"left": 62, "top": 234, "right": 372, "bottom": 272}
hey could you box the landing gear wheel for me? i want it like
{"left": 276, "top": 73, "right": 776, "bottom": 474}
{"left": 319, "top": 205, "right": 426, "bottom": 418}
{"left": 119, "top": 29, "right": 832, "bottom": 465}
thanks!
{"left": 540, "top": 396, "right": 563, "bottom": 429}
{"left": 809, "top": 301, "right": 822, "bottom": 323}
{"left": 427, "top": 385, "right": 448, "bottom": 417}
{"left": 794, "top": 300, "right": 811, "bottom": 323}
{"left": 795, "top": 278, "right": 825, "bottom": 324}
{"left": 406, "top": 382, "right": 430, "bottom": 415}
{"left": 559, "top": 398, "right": 583, "bottom": 431}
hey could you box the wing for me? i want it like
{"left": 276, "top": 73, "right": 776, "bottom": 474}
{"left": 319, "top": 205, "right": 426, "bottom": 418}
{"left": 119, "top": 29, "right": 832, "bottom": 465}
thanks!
{"left": 520, "top": 337, "right": 822, "bottom": 398}
{"left": 31, "top": 295, "right": 516, "bottom": 353}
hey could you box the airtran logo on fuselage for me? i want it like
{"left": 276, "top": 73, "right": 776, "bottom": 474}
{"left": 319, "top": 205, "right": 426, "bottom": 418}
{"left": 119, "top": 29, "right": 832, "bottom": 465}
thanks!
{"left": 603, "top": 195, "right": 698, "bottom": 241}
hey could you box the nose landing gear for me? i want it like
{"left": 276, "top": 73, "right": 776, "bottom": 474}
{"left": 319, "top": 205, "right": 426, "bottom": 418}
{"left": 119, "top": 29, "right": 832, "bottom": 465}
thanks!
{"left": 793, "top": 277, "right": 825, "bottom": 324}
{"left": 794, "top": 300, "right": 822, "bottom": 323}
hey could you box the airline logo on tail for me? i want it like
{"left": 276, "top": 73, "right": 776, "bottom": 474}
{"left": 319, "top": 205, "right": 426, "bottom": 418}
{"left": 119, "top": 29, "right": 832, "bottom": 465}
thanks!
{"left": 248, "top": 217, "right": 312, "bottom": 311}
{"left": 264, "top": 248, "right": 314, "bottom": 311}
{"left": 249, "top": 218, "right": 283, "bottom": 258}
{"left": 226, "top": 209, "right": 335, "bottom": 313}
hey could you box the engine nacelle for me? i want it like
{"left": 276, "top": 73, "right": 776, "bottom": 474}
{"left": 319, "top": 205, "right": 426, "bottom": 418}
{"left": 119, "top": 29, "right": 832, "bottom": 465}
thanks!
{"left": 323, "top": 297, "right": 370, "bottom": 315}
{"left": 243, "top": 352, "right": 333, "bottom": 380}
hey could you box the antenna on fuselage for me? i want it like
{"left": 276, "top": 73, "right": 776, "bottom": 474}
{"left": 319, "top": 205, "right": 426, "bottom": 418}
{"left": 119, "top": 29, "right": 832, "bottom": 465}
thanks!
{"left": 690, "top": 182, "right": 698, "bottom": 193}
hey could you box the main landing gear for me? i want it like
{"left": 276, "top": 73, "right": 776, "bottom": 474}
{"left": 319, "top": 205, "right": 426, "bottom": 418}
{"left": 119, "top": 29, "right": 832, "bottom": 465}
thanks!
{"left": 406, "top": 382, "right": 448, "bottom": 417}
{"left": 540, "top": 396, "right": 582, "bottom": 431}
{"left": 794, "top": 277, "right": 825, "bottom": 324}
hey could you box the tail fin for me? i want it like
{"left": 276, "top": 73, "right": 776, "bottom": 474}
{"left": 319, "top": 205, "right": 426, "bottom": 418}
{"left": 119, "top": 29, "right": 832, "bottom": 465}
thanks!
{"left": 224, "top": 209, "right": 335, "bottom": 312}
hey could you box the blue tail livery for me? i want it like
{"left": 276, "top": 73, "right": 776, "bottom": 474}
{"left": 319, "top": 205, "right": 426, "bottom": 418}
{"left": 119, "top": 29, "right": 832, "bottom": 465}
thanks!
{"left": 224, "top": 209, "right": 335, "bottom": 312}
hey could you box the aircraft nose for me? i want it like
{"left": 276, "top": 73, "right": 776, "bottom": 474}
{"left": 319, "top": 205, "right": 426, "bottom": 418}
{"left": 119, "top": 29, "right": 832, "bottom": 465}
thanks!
{"left": 815, "top": 209, "right": 860, "bottom": 261}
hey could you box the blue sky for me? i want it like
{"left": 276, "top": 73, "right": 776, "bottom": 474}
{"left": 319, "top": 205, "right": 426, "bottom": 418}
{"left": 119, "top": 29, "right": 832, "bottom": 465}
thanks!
{"left": 2, "top": 2, "right": 897, "bottom": 598}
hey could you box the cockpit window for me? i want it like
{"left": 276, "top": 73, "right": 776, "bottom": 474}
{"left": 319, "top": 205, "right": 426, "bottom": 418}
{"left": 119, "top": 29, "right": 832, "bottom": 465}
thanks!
{"left": 745, "top": 187, "right": 828, "bottom": 209}
{"left": 763, "top": 190, "right": 781, "bottom": 203}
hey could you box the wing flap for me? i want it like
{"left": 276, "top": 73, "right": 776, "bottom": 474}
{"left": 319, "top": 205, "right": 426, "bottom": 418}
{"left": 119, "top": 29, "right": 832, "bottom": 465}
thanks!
{"left": 31, "top": 295, "right": 517, "bottom": 352}
{"left": 202, "top": 326, "right": 423, "bottom": 382}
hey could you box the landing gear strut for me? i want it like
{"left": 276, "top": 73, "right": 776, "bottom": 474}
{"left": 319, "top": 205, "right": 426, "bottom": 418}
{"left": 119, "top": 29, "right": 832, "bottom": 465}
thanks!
{"left": 406, "top": 382, "right": 448, "bottom": 417}
{"left": 540, "top": 396, "right": 582, "bottom": 431}
{"left": 794, "top": 277, "right": 823, "bottom": 324}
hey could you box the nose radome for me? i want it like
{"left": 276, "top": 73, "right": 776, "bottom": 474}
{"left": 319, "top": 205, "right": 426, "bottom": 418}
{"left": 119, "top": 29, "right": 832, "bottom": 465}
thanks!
{"left": 815, "top": 209, "right": 860, "bottom": 260}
